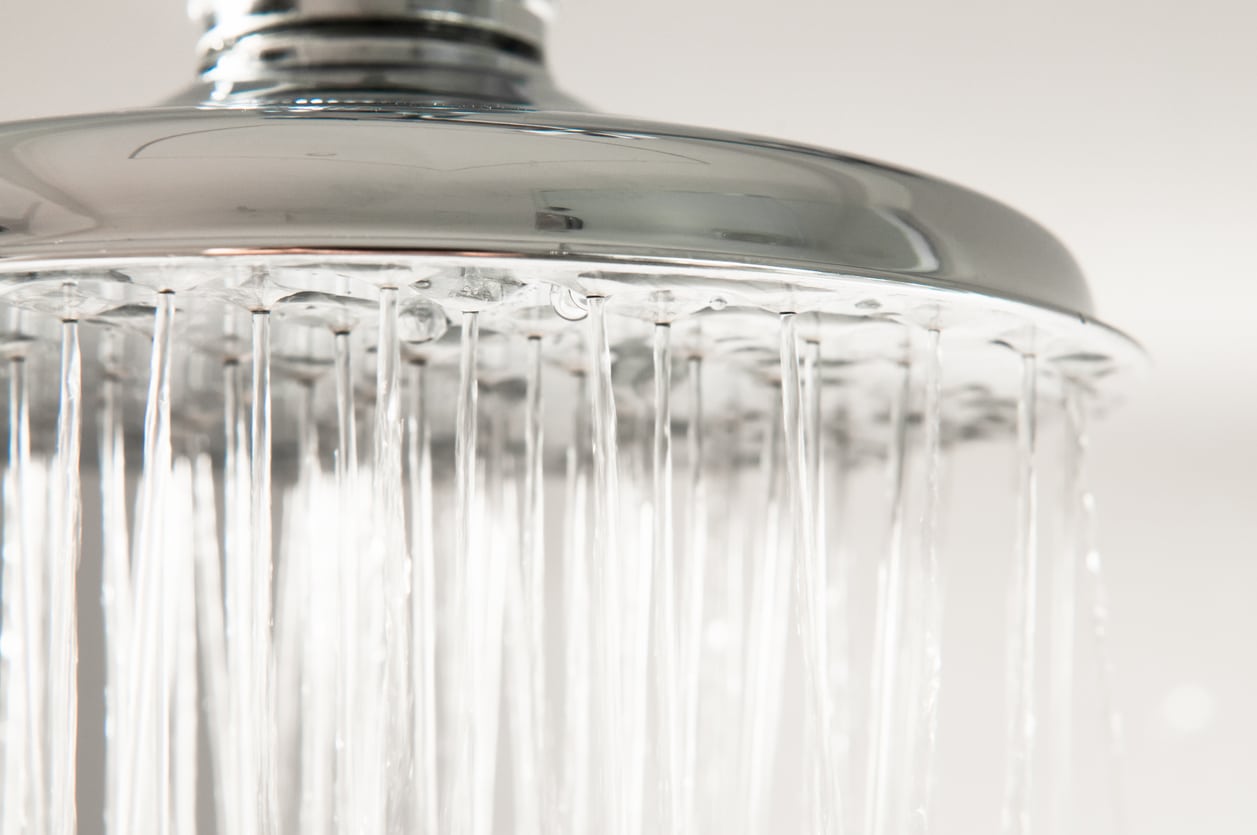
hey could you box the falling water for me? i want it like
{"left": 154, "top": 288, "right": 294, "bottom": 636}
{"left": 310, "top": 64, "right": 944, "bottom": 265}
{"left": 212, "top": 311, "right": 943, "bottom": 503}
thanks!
{"left": 191, "top": 451, "right": 229, "bottom": 833}
{"left": 824, "top": 408, "right": 852, "bottom": 835}
{"left": 98, "top": 329, "right": 131, "bottom": 835}
{"left": 587, "top": 295, "right": 625, "bottom": 835}
{"left": 333, "top": 330, "right": 358, "bottom": 480}
{"left": 120, "top": 289, "right": 175, "bottom": 834}
{"left": 472, "top": 386, "right": 508, "bottom": 835}
{"left": 407, "top": 358, "right": 439, "bottom": 835}
{"left": 561, "top": 369, "right": 592, "bottom": 835}
{"left": 679, "top": 353, "right": 706, "bottom": 835}
{"left": 1083, "top": 499, "right": 1127, "bottom": 835}
{"left": 288, "top": 380, "right": 330, "bottom": 835}
{"left": 0, "top": 350, "right": 25, "bottom": 834}
{"left": 780, "top": 315, "right": 841, "bottom": 835}
{"left": 706, "top": 407, "right": 747, "bottom": 833}
{"left": 0, "top": 266, "right": 1131, "bottom": 835}
{"left": 374, "top": 286, "right": 412, "bottom": 831}
{"left": 523, "top": 334, "right": 547, "bottom": 776}
{"left": 222, "top": 334, "right": 251, "bottom": 835}
{"left": 1067, "top": 383, "right": 1128, "bottom": 835}
{"left": 217, "top": 350, "right": 244, "bottom": 835}
{"left": 502, "top": 331, "right": 546, "bottom": 835}
{"left": 171, "top": 458, "right": 199, "bottom": 835}
{"left": 49, "top": 310, "right": 81, "bottom": 835}
{"left": 331, "top": 320, "right": 359, "bottom": 835}
{"left": 249, "top": 309, "right": 277, "bottom": 835}
{"left": 449, "top": 308, "right": 484, "bottom": 835}
{"left": 652, "top": 321, "right": 681, "bottom": 835}
{"left": 738, "top": 393, "right": 788, "bottom": 835}
{"left": 910, "top": 328, "right": 945, "bottom": 833}
{"left": 1050, "top": 386, "right": 1083, "bottom": 835}
{"left": 865, "top": 353, "right": 913, "bottom": 835}
{"left": 1003, "top": 351, "right": 1040, "bottom": 835}
{"left": 5, "top": 319, "right": 46, "bottom": 835}
{"left": 524, "top": 333, "right": 549, "bottom": 821}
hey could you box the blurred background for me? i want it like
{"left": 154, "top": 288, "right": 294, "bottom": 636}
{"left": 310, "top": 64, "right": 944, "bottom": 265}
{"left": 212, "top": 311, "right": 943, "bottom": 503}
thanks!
{"left": 1, "top": 0, "right": 1253, "bottom": 832}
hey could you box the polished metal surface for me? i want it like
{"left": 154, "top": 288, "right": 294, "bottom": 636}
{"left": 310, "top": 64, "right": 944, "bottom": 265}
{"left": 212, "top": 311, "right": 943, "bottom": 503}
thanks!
{"left": 177, "top": 34, "right": 579, "bottom": 108}
{"left": 0, "top": 105, "right": 1100, "bottom": 320}
{"left": 0, "top": 0, "right": 1134, "bottom": 349}
{"left": 192, "top": 0, "right": 551, "bottom": 58}
{"left": 184, "top": 0, "right": 572, "bottom": 108}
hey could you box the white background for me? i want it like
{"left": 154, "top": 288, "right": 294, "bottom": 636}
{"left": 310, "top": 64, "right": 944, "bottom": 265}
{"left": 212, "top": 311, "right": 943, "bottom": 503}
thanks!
{"left": 2, "top": 0, "right": 1254, "bottom": 831}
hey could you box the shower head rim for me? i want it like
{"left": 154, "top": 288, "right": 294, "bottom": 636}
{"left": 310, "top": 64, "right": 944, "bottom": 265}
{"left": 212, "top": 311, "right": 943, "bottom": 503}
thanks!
{"left": 0, "top": 103, "right": 1130, "bottom": 356}
{"left": 0, "top": 249, "right": 1146, "bottom": 367}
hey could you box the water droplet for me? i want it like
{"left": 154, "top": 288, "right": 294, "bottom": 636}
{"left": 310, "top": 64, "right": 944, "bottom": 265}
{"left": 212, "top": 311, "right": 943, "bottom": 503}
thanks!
{"left": 424, "top": 267, "right": 525, "bottom": 311}
{"left": 93, "top": 302, "right": 160, "bottom": 332}
{"left": 399, "top": 300, "right": 450, "bottom": 344}
{"left": 549, "top": 286, "right": 589, "bottom": 321}
{"left": 274, "top": 290, "right": 375, "bottom": 332}
{"left": 709, "top": 296, "right": 729, "bottom": 311}
{"left": 456, "top": 268, "right": 520, "bottom": 303}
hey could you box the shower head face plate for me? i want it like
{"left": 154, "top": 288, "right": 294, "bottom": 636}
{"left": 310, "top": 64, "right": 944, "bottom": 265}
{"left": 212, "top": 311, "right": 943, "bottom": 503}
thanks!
{"left": 0, "top": 250, "right": 1138, "bottom": 465}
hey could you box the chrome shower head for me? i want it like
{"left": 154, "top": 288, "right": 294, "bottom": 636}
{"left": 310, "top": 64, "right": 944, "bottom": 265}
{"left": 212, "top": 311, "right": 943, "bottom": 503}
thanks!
{"left": 0, "top": 0, "right": 1137, "bottom": 370}
{"left": 0, "top": 3, "right": 1140, "bottom": 834}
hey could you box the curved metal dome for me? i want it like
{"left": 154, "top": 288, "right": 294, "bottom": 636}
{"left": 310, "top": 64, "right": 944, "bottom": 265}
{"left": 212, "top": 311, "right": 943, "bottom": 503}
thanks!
{"left": 0, "top": 105, "right": 1096, "bottom": 317}
{"left": 0, "top": 0, "right": 1138, "bottom": 374}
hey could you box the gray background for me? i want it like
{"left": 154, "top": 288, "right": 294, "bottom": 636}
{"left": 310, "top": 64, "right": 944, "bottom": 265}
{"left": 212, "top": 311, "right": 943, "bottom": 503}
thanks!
{"left": 1, "top": 0, "right": 1254, "bottom": 832}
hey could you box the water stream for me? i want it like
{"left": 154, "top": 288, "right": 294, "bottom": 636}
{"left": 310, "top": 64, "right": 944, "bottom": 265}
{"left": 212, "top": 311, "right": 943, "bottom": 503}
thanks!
{"left": 679, "top": 354, "right": 706, "bottom": 835}
{"left": 1003, "top": 352, "right": 1040, "bottom": 835}
{"left": 651, "top": 322, "right": 681, "bottom": 835}
{"left": 865, "top": 352, "right": 912, "bottom": 835}
{"left": 408, "top": 358, "right": 439, "bottom": 835}
{"left": 49, "top": 313, "right": 82, "bottom": 835}
{"left": 0, "top": 272, "right": 1125, "bottom": 835}
{"left": 1066, "top": 382, "right": 1128, "bottom": 835}
{"left": 910, "top": 328, "right": 944, "bottom": 834}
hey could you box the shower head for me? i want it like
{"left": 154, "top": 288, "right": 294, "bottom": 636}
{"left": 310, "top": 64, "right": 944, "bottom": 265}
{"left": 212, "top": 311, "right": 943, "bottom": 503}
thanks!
{"left": 1, "top": 0, "right": 1134, "bottom": 325}
{"left": 0, "top": 3, "right": 1140, "bottom": 834}
{"left": 0, "top": 0, "right": 1139, "bottom": 416}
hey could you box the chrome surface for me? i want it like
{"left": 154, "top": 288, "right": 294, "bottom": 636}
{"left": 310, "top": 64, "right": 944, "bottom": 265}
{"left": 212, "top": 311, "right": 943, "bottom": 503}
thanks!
{"left": 175, "top": 35, "right": 580, "bottom": 108}
{"left": 192, "top": 0, "right": 551, "bottom": 59}
{"left": 0, "top": 106, "right": 1100, "bottom": 320}
{"left": 184, "top": 0, "right": 574, "bottom": 110}
{"left": 0, "top": 0, "right": 1134, "bottom": 353}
